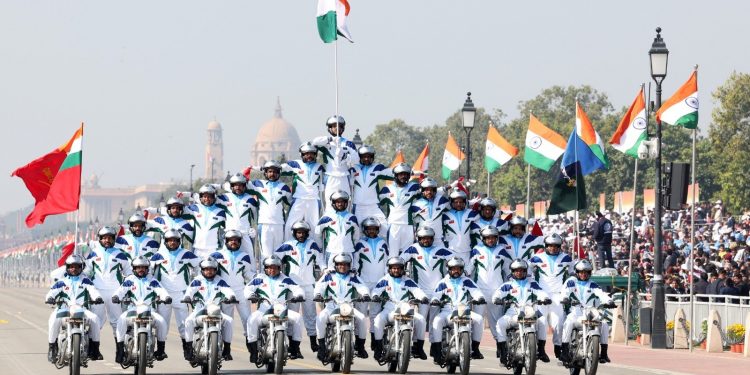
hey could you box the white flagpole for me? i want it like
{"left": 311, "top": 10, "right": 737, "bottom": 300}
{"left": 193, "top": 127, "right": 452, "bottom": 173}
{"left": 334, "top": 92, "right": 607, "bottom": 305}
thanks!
{"left": 688, "top": 66, "right": 699, "bottom": 351}
{"left": 625, "top": 157, "right": 639, "bottom": 345}
{"left": 526, "top": 164, "right": 531, "bottom": 218}
{"left": 334, "top": 39, "right": 341, "bottom": 155}
{"left": 487, "top": 171, "right": 490, "bottom": 196}
{"left": 74, "top": 123, "right": 84, "bottom": 256}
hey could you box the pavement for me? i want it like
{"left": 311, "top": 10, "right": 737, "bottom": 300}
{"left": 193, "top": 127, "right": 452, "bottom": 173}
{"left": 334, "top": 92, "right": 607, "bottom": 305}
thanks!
{"left": 0, "top": 286, "right": 747, "bottom": 374}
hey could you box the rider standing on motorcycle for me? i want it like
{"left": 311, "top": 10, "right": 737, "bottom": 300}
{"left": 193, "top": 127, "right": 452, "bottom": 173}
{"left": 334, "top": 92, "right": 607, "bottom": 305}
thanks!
{"left": 467, "top": 226, "right": 513, "bottom": 344}
{"left": 429, "top": 257, "right": 486, "bottom": 362}
{"left": 378, "top": 163, "right": 420, "bottom": 254}
{"left": 182, "top": 257, "right": 238, "bottom": 361}
{"left": 250, "top": 161, "right": 292, "bottom": 259}
{"left": 349, "top": 145, "right": 390, "bottom": 237}
{"left": 245, "top": 256, "right": 306, "bottom": 362}
{"left": 275, "top": 220, "right": 325, "bottom": 352}
{"left": 210, "top": 230, "right": 256, "bottom": 344}
{"left": 370, "top": 256, "right": 429, "bottom": 361}
{"left": 315, "top": 190, "right": 360, "bottom": 269}
{"left": 560, "top": 259, "right": 616, "bottom": 364}
{"left": 497, "top": 216, "right": 543, "bottom": 265}
{"left": 281, "top": 142, "right": 326, "bottom": 241}
{"left": 45, "top": 255, "right": 105, "bottom": 362}
{"left": 311, "top": 115, "right": 360, "bottom": 210}
{"left": 184, "top": 185, "right": 226, "bottom": 259}
{"left": 529, "top": 233, "right": 573, "bottom": 359}
{"left": 441, "top": 191, "right": 479, "bottom": 265}
{"left": 353, "top": 217, "right": 389, "bottom": 347}
{"left": 112, "top": 256, "right": 171, "bottom": 363}
{"left": 150, "top": 228, "right": 201, "bottom": 360}
{"left": 218, "top": 173, "right": 258, "bottom": 255}
{"left": 147, "top": 196, "right": 195, "bottom": 250}
{"left": 412, "top": 178, "right": 450, "bottom": 245}
{"left": 493, "top": 259, "right": 551, "bottom": 365}
{"left": 313, "top": 253, "right": 371, "bottom": 361}
{"left": 470, "top": 198, "right": 510, "bottom": 239}
{"left": 86, "top": 226, "right": 131, "bottom": 337}
{"left": 117, "top": 213, "right": 160, "bottom": 260}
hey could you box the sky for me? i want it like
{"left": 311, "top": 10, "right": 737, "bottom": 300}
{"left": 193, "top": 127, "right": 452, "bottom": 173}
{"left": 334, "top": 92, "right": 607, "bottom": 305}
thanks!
{"left": 2, "top": 1, "right": 749, "bottom": 215}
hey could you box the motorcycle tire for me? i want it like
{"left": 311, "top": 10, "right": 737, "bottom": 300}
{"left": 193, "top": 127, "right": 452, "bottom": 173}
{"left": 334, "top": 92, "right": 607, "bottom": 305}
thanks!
{"left": 271, "top": 331, "right": 285, "bottom": 374}
{"left": 136, "top": 332, "right": 147, "bottom": 375}
{"left": 458, "top": 331, "right": 470, "bottom": 375}
{"left": 523, "top": 332, "right": 537, "bottom": 375}
{"left": 207, "top": 331, "right": 219, "bottom": 375}
{"left": 584, "top": 336, "right": 600, "bottom": 375}
{"left": 69, "top": 333, "right": 81, "bottom": 375}
{"left": 341, "top": 330, "right": 353, "bottom": 374}
{"left": 395, "top": 330, "right": 411, "bottom": 374}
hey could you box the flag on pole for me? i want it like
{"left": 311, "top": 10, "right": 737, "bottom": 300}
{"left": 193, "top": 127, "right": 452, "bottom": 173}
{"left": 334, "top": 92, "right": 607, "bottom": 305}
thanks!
{"left": 12, "top": 125, "right": 83, "bottom": 227}
{"left": 561, "top": 127, "right": 606, "bottom": 176}
{"left": 441, "top": 132, "right": 465, "bottom": 179}
{"left": 413, "top": 143, "right": 429, "bottom": 175}
{"left": 317, "top": 0, "right": 353, "bottom": 43}
{"left": 524, "top": 114, "right": 567, "bottom": 171}
{"left": 56, "top": 242, "right": 75, "bottom": 267}
{"left": 485, "top": 126, "right": 518, "bottom": 173}
{"left": 610, "top": 87, "right": 648, "bottom": 158}
{"left": 389, "top": 149, "right": 405, "bottom": 168}
{"left": 657, "top": 69, "right": 698, "bottom": 129}
{"left": 547, "top": 161, "right": 587, "bottom": 215}
{"left": 574, "top": 102, "right": 609, "bottom": 170}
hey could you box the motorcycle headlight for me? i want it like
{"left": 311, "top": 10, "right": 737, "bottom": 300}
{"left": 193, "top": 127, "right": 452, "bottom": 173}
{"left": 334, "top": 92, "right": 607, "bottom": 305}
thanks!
{"left": 273, "top": 303, "right": 287, "bottom": 318}
{"left": 457, "top": 303, "right": 467, "bottom": 316}
{"left": 136, "top": 304, "right": 150, "bottom": 315}
{"left": 398, "top": 302, "right": 413, "bottom": 315}
{"left": 522, "top": 306, "right": 536, "bottom": 320}
{"left": 207, "top": 304, "right": 222, "bottom": 317}
{"left": 586, "top": 308, "right": 601, "bottom": 321}
{"left": 339, "top": 303, "right": 353, "bottom": 317}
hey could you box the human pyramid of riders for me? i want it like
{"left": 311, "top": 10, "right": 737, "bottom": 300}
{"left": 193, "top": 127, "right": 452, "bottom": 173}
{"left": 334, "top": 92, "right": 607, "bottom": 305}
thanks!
{"left": 44, "top": 115, "right": 616, "bottom": 372}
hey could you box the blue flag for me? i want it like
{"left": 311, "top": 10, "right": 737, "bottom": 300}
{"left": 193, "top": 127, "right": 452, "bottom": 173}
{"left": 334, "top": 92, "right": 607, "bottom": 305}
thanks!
{"left": 560, "top": 129, "right": 606, "bottom": 176}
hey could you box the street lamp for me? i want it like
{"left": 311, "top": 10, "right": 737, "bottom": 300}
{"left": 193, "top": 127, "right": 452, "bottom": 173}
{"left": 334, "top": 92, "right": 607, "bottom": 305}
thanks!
{"left": 118, "top": 208, "right": 125, "bottom": 225}
{"left": 648, "top": 26, "right": 669, "bottom": 350}
{"left": 461, "top": 92, "right": 476, "bottom": 184}
{"left": 189, "top": 164, "right": 196, "bottom": 194}
{"left": 352, "top": 129, "right": 363, "bottom": 149}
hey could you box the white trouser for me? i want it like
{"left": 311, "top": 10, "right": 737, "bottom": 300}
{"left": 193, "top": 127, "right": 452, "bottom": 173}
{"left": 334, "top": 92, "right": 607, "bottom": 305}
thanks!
{"left": 355, "top": 282, "right": 381, "bottom": 334}
{"left": 417, "top": 303, "right": 441, "bottom": 330}
{"left": 473, "top": 289, "right": 503, "bottom": 341}
{"left": 221, "top": 288, "right": 252, "bottom": 337}
{"left": 562, "top": 311, "right": 609, "bottom": 344}
{"left": 451, "top": 251, "right": 471, "bottom": 267}
{"left": 246, "top": 309, "right": 303, "bottom": 343}
{"left": 323, "top": 176, "right": 351, "bottom": 211}
{"left": 239, "top": 233, "right": 256, "bottom": 261}
{"left": 258, "top": 224, "right": 284, "bottom": 260}
{"left": 387, "top": 223, "right": 414, "bottom": 255}
{"left": 184, "top": 309, "right": 234, "bottom": 343}
{"left": 285, "top": 200, "right": 321, "bottom": 241}
{"left": 430, "top": 309, "right": 483, "bottom": 343}
{"left": 91, "top": 289, "right": 122, "bottom": 333}
{"left": 193, "top": 247, "right": 214, "bottom": 260}
{"left": 541, "top": 295, "right": 565, "bottom": 345}
{"left": 373, "top": 304, "right": 426, "bottom": 341}
{"left": 48, "top": 309, "right": 101, "bottom": 343}
{"left": 288, "top": 285, "right": 316, "bottom": 336}
{"left": 116, "top": 310, "right": 168, "bottom": 342}
{"left": 157, "top": 290, "right": 190, "bottom": 339}
{"left": 316, "top": 305, "right": 367, "bottom": 340}
{"left": 352, "top": 204, "right": 387, "bottom": 238}
{"left": 496, "top": 313, "right": 547, "bottom": 342}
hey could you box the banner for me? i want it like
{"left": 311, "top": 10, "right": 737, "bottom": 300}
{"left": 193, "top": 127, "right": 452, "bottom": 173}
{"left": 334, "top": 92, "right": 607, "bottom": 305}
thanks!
{"left": 643, "top": 189, "right": 655, "bottom": 211}
{"left": 515, "top": 204, "right": 526, "bottom": 218}
{"left": 599, "top": 193, "right": 606, "bottom": 212}
{"left": 686, "top": 183, "right": 700, "bottom": 204}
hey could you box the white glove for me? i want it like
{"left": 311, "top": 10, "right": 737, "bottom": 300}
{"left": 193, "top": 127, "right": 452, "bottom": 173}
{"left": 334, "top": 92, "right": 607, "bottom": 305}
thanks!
{"left": 247, "top": 228, "right": 257, "bottom": 239}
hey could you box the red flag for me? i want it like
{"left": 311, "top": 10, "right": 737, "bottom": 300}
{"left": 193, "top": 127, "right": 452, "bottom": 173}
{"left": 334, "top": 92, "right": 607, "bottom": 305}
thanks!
{"left": 412, "top": 143, "right": 429, "bottom": 181}
{"left": 12, "top": 125, "right": 83, "bottom": 227}
{"left": 241, "top": 166, "right": 253, "bottom": 180}
{"left": 531, "top": 221, "right": 544, "bottom": 236}
{"left": 57, "top": 242, "right": 75, "bottom": 267}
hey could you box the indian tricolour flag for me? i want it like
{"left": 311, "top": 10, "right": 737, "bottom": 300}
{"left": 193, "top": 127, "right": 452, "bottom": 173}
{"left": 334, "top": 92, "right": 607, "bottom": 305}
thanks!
{"left": 441, "top": 133, "right": 465, "bottom": 179}
{"left": 317, "top": 0, "right": 353, "bottom": 43}
{"left": 610, "top": 87, "right": 648, "bottom": 158}
{"left": 657, "top": 69, "right": 698, "bottom": 129}
{"left": 524, "top": 114, "right": 567, "bottom": 171}
{"left": 485, "top": 126, "right": 518, "bottom": 173}
{"left": 576, "top": 102, "right": 609, "bottom": 169}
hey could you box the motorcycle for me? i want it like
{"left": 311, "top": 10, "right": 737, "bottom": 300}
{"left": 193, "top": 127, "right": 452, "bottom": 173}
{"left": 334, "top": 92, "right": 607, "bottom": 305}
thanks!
{"left": 562, "top": 301, "right": 612, "bottom": 375}
{"left": 114, "top": 296, "right": 171, "bottom": 375}
{"left": 249, "top": 295, "right": 304, "bottom": 374}
{"left": 314, "top": 295, "right": 365, "bottom": 374}
{"left": 373, "top": 296, "right": 421, "bottom": 374}
{"left": 183, "top": 296, "right": 238, "bottom": 375}
{"left": 434, "top": 299, "right": 483, "bottom": 375}
{"left": 498, "top": 299, "right": 549, "bottom": 375}
{"left": 47, "top": 297, "right": 103, "bottom": 375}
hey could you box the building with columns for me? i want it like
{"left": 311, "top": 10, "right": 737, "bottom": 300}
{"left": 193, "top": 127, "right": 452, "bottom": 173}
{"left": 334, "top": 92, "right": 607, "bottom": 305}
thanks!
{"left": 250, "top": 98, "right": 302, "bottom": 166}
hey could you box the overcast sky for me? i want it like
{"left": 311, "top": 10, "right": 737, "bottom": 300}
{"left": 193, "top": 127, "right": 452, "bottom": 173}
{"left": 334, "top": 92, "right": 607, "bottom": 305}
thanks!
{"left": 3, "top": 1, "right": 749, "bottom": 215}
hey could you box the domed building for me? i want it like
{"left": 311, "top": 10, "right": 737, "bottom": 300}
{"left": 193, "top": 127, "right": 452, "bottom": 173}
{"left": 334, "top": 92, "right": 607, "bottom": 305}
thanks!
{"left": 250, "top": 98, "right": 302, "bottom": 166}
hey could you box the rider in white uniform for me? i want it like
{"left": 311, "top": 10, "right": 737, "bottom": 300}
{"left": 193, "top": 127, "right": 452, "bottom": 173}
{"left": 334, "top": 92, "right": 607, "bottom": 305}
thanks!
{"left": 311, "top": 115, "right": 359, "bottom": 209}
{"left": 442, "top": 191, "right": 479, "bottom": 264}
{"left": 147, "top": 196, "right": 195, "bottom": 250}
{"left": 218, "top": 173, "right": 258, "bottom": 256}
{"left": 350, "top": 145, "right": 390, "bottom": 237}
{"left": 185, "top": 185, "right": 226, "bottom": 259}
{"left": 249, "top": 161, "right": 292, "bottom": 259}
{"left": 86, "top": 226, "right": 131, "bottom": 337}
{"left": 117, "top": 213, "right": 160, "bottom": 260}
{"left": 353, "top": 217, "right": 389, "bottom": 347}
{"left": 378, "top": 163, "right": 420, "bottom": 254}
{"left": 315, "top": 191, "right": 360, "bottom": 269}
{"left": 282, "top": 142, "right": 326, "bottom": 241}
{"left": 412, "top": 178, "right": 450, "bottom": 245}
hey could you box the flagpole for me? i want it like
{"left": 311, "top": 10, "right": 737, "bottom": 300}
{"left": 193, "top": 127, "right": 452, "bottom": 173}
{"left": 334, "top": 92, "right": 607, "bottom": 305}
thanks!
{"left": 74, "top": 123, "right": 84, "bottom": 256}
{"left": 526, "top": 164, "right": 531, "bottom": 218}
{"left": 334, "top": 38, "right": 341, "bottom": 155}
{"left": 574, "top": 101, "right": 581, "bottom": 263}
{"left": 487, "top": 171, "right": 490, "bottom": 196}
{"left": 688, "top": 65, "right": 698, "bottom": 351}
{"left": 625, "top": 157, "right": 638, "bottom": 345}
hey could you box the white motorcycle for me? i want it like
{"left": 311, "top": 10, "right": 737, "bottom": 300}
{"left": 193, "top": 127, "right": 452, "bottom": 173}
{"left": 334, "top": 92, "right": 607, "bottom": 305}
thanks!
{"left": 434, "top": 299, "right": 484, "bottom": 375}
{"left": 498, "top": 299, "right": 550, "bottom": 375}
{"left": 183, "top": 296, "right": 238, "bottom": 375}
{"left": 47, "top": 298, "right": 102, "bottom": 375}
{"left": 562, "top": 300, "right": 614, "bottom": 375}
{"left": 114, "top": 296, "right": 171, "bottom": 375}
{"left": 315, "top": 295, "right": 365, "bottom": 374}
{"left": 249, "top": 295, "right": 304, "bottom": 374}
{"left": 373, "top": 296, "right": 422, "bottom": 374}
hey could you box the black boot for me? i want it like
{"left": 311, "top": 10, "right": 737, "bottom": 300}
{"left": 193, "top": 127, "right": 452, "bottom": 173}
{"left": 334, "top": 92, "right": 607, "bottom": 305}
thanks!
{"left": 537, "top": 340, "right": 550, "bottom": 363}
{"left": 248, "top": 341, "right": 258, "bottom": 363}
{"left": 430, "top": 342, "right": 443, "bottom": 364}
{"left": 88, "top": 340, "right": 103, "bottom": 361}
{"left": 499, "top": 342, "right": 508, "bottom": 365}
{"left": 154, "top": 341, "right": 168, "bottom": 361}
{"left": 372, "top": 339, "right": 383, "bottom": 361}
{"left": 184, "top": 341, "right": 194, "bottom": 361}
{"left": 599, "top": 344, "right": 610, "bottom": 363}
{"left": 317, "top": 339, "right": 327, "bottom": 362}
{"left": 48, "top": 342, "right": 58, "bottom": 363}
{"left": 560, "top": 343, "right": 571, "bottom": 364}
{"left": 222, "top": 342, "right": 233, "bottom": 361}
{"left": 115, "top": 341, "right": 125, "bottom": 364}
{"left": 471, "top": 341, "right": 484, "bottom": 359}
{"left": 554, "top": 344, "right": 562, "bottom": 359}
{"left": 289, "top": 340, "right": 304, "bottom": 360}
{"left": 355, "top": 337, "right": 368, "bottom": 358}
{"left": 370, "top": 332, "right": 376, "bottom": 351}
{"left": 310, "top": 335, "right": 319, "bottom": 352}
{"left": 496, "top": 341, "right": 503, "bottom": 358}
{"left": 413, "top": 340, "right": 428, "bottom": 360}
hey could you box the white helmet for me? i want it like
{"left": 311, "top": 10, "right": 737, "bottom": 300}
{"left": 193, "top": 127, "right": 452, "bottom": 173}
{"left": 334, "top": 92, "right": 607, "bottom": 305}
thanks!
{"left": 200, "top": 256, "right": 219, "bottom": 270}
{"left": 98, "top": 226, "right": 117, "bottom": 238}
{"left": 228, "top": 173, "right": 248, "bottom": 184}
{"left": 361, "top": 217, "right": 381, "bottom": 229}
{"left": 166, "top": 196, "right": 184, "bottom": 207}
{"left": 449, "top": 190, "right": 467, "bottom": 201}
{"left": 357, "top": 145, "right": 376, "bottom": 156}
{"left": 262, "top": 160, "right": 282, "bottom": 171}
{"left": 290, "top": 220, "right": 311, "bottom": 232}
{"left": 299, "top": 142, "right": 318, "bottom": 154}
{"left": 574, "top": 259, "right": 593, "bottom": 273}
{"left": 332, "top": 253, "right": 353, "bottom": 265}
{"left": 420, "top": 177, "right": 439, "bottom": 189}
{"left": 198, "top": 184, "right": 217, "bottom": 195}
{"left": 263, "top": 256, "right": 282, "bottom": 268}
{"left": 479, "top": 198, "right": 498, "bottom": 208}
{"left": 326, "top": 115, "right": 346, "bottom": 127}
{"left": 128, "top": 213, "right": 146, "bottom": 224}
{"left": 386, "top": 256, "right": 406, "bottom": 268}
{"left": 163, "top": 229, "right": 182, "bottom": 242}
{"left": 329, "top": 190, "right": 350, "bottom": 203}
{"left": 447, "top": 257, "right": 465, "bottom": 269}
{"left": 510, "top": 216, "right": 528, "bottom": 227}
{"left": 131, "top": 255, "right": 150, "bottom": 269}
{"left": 392, "top": 163, "right": 411, "bottom": 175}
{"left": 480, "top": 226, "right": 500, "bottom": 238}
{"left": 416, "top": 226, "right": 435, "bottom": 238}
{"left": 224, "top": 229, "right": 243, "bottom": 241}
{"left": 65, "top": 254, "right": 86, "bottom": 269}
{"left": 544, "top": 233, "right": 563, "bottom": 246}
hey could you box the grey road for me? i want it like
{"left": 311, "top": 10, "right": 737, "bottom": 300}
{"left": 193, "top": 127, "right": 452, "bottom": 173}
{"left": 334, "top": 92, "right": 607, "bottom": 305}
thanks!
{"left": 0, "top": 287, "right": 682, "bottom": 375}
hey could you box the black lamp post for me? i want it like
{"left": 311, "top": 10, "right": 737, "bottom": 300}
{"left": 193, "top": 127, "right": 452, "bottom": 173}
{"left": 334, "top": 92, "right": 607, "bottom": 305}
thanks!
{"left": 118, "top": 208, "right": 125, "bottom": 225}
{"left": 461, "top": 92, "right": 476, "bottom": 185}
{"left": 189, "top": 164, "right": 196, "bottom": 194}
{"left": 648, "top": 26, "right": 669, "bottom": 349}
{"left": 352, "top": 129, "right": 363, "bottom": 150}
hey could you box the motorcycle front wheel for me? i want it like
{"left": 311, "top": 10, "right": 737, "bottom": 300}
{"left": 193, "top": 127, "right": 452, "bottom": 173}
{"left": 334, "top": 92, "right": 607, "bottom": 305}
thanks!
{"left": 207, "top": 331, "right": 219, "bottom": 375}
{"left": 69, "top": 333, "right": 81, "bottom": 375}
{"left": 458, "top": 331, "right": 470, "bottom": 375}
{"left": 515, "top": 332, "right": 537, "bottom": 375}
{"left": 135, "top": 332, "right": 147, "bottom": 375}
{"left": 341, "top": 330, "right": 353, "bottom": 374}
{"left": 268, "top": 331, "right": 285, "bottom": 374}
{"left": 584, "top": 336, "right": 600, "bottom": 375}
{"left": 396, "top": 329, "right": 411, "bottom": 374}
